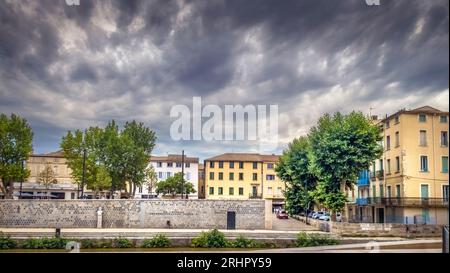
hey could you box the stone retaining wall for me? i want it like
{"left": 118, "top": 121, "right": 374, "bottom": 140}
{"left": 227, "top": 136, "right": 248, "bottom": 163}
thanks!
{"left": 0, "top": 200, "right": 266, "bottom": 229}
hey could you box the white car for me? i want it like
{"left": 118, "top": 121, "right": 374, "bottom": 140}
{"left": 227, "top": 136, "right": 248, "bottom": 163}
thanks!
{"left": 336, "top": 213, "right": 342, "bottom": 222}
{"left": 319, "top": 213, "right": 330, "bottom": 221}
{"left": 312, "top": 211, "right": 324, "bottom": 219}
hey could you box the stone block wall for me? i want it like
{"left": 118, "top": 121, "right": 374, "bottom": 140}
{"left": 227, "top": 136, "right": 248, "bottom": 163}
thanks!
{"left": 0, "top": 200, "right": 266, "bottom": 229}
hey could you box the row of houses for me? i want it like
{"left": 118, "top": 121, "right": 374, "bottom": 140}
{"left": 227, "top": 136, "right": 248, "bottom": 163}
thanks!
{"left": 5, "top": 106, "right": 449, "bottom": 224}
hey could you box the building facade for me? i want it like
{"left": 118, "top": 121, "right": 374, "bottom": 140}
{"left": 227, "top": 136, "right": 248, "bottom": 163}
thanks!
{"left": 204, "top": 153, "right": 285, "bottom": 208}
{"left": 348, "top": 106, "right": 449, "bottom": 225}
{"left": 134, "top": 154, "right": 199, "bottom": 199}
{"left": 14, "top": 150, "right": 79, "bottom": 199}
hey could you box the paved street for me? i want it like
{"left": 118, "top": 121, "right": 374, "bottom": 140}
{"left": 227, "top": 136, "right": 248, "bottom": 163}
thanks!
{"left": 271, "top": 214, "right": 319, "bottom": 231}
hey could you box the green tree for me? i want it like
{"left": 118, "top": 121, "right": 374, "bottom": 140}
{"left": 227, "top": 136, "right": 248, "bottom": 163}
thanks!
{"left": 276, "top": 137, "right": 318, "bottom": 215}
{"left": 0, "top": 114, "right": 33, "bottom": 199}
{"left": 37, "top": 163, "right": 57, "bottom": 198}
{"left": 156, "top": 172, "right": 196, "bottom": 198}
{"left": 144, "top": 165, "right": 158, "bottom": 195}
{"left": 309, "top": 111, "right": 382, "bottom": 213}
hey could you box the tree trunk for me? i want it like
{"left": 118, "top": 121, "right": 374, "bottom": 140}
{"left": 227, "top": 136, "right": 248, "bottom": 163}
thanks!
{"left": 132, "top": 182, "right": 136, "bottom": 198}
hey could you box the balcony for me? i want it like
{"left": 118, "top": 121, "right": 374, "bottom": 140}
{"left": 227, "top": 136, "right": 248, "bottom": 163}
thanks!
{"left": 355, "top": 197, "right": 449, "bottom": 208}
{"left": 249, "top": 193, "right": 263, "bottom": 199}
{"left": 370, "top": 172, "right": 377, "bottom": 181}
{"left": 376, "top": 170, "right": 384, "bottom": 179}
{"left": 356, "top": 177, "right": 370, "bottom": 186}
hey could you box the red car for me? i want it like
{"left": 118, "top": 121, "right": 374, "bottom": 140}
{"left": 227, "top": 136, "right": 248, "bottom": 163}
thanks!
{"left": 276, "top": 210, "right": 289, "bottom": 219}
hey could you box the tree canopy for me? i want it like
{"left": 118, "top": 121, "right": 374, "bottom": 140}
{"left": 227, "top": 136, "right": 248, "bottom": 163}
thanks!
{"left": 156, "top": 172, "right": 196, "bottom": 198}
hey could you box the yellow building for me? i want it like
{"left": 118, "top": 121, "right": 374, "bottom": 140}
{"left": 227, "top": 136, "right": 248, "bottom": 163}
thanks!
{"left": 204, "top": 153, "right": 284, "bottom": 209}
{"left": 349, "top": 106, "right": 449, "bottom": 224}
{"left": 14, "top": 150, "right": 79, "bottom": 199}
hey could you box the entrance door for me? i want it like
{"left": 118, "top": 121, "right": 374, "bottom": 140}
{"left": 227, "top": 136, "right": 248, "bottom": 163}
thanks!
{"left": 421, "top": 184, "right": 429, "bottom": 206}
{"left": 227, "top": 211, "right": 236, "bottom": 229}
{"left": 252, "top": 186, "right": 257, "bottom": 197}
{"left": 377, "top": 208, "right": 385, "bottom": 223}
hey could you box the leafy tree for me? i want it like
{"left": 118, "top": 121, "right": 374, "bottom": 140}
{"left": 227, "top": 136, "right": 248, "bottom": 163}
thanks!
{"left": 276, "top": 137, "right": 317, "bottom": 215}
{"left": 37, "top": 163, "right": 57, "bottom": 197}
{"left": 156, "top": 172, "right": 196, "bottom": 198}
{"left": 309, "top": 111, "right": 382, "bottom": 213}
{"left": 0, "top": 114, "right": 33, "bottom": 199}
{"left": 144, "top": 165, "right": 158, "bottom": 195}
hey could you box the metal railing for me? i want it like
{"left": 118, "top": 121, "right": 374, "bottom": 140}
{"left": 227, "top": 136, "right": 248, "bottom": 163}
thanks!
{"left": 355, "top": 197, "right": 449, "bottom": 207}
{"left": 249, "top": 193, "right": 263, "bottom": 199}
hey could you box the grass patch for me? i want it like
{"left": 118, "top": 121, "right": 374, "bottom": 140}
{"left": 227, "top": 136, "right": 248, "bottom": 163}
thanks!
{"left": 295, "top": 232, "right": 339, "bottom": 247}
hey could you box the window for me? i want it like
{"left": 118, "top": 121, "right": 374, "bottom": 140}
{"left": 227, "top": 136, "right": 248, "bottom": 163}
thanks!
{"left": 218, "top": 172, "right": 223, "bottom": 180}
{"left": 209, "top": 187, "right": 214, "bottom": 195}
{"left": 387, "top": 159, "right": 391, "bottom": 174}
{"left": 176, "top": 162, "right": 182, "bottom": 167}
{"left": 167, "top": 162, "right": 173, "bottom": 167}
{"left": 379, "top": 185, "right": 384, "bottom": 198}
{"left": 229, "top": 187, "right": 234, "bottom": 195}
{"left": 394, "top": 116, "right": 400, "bottom": 124}
{"left": 372, "top": 185, "right": 376, "bottom": 198}
{"left": 186, "top": 162, "right": 190, "bottom": 168}
{"left": 253, "top": 162, "right": 258, "bottom": 169}
{"left": 420, "top": 130, "right": 427, "bottom": 146}
{"left": 186, "top": 172, "right": 191, "bottom": 180}
{"left": 229, "top": 173, "right": 234, "bottom": 180}
{"left": 386, "top": 136, "right": 391, "bottom": 150}
{"left": 419, "top": 114, "right": 426, "bottom": 122}
{"left": 267, "top": 187, "right": 273, "bottom": 194}
{"left": 266, "top": 174, "right": 275, "bottom": 180}
{"left": 267, "top": 163, "right": 274, "bottom": 169}
{"left": 158, "top": 172, "right": 163, "bottom": 179}
{"left": 443, "top": 185, "right": 449, "bottom": 202}
{"left": 239, "top": 173, "right": 244, "bottom": 180}
{"left": 239, "top": 162, "right": 244, "bottom": 169}
{"left": 395, "top": 156, "right": 400, "bottom": 172}
{"left": 252, "top": 173, "right": 258, "bottom": 181}
{"left": 239, "top": 187, "right": 244, "bottom": 195}
{"left": 420, "top": 156, "right": 428, "bottom": 172}
{"left": 209, "top": 161, "right": 214, "bottom": 168}
{"left": 441, "top": 131, "right": 448, "bottom": 147}
{"left": 157, "top": 162, "right": 162, "bottom": 167}
{"left": 379, "top": 159, "right": 383, "bottom": 171}
{"left": 385, "top": 121, "right": 390, "bottom": 129}
{"left": 442, "top": 156, "right": 449, "bottom": 173}
{"left": 396, "top": 185, "right": 401, "bottom": 198}
{"left": 395, "top": 132, "right": 399, "bottom": 147}
{"left": 440, "top": 115, "right": 448, "bottom": 123}
{"left": 166, "top": 172, "right": 172, "bottom": 178}
{"left": 71, "top": 192, "right": 75, "bottom": 199}
{"left": 218, "top": 161, "right": 224, "bottom": 168}
{"left": 218, "top": 187, "right": 223, "bottom": 195}
{"left": 209, "top": 172, "right": 214, "bottom": 180}
{"left": 229, "top": 162, "right": 234, "bottom": 168}
{"left": 387, "top": 186, "right": 392, "bottom": 198}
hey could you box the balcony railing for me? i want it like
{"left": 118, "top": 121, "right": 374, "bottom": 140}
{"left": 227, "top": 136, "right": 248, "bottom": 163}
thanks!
{"left": 249, "top": 193, "right": 263, "bottom": 199}
{"left": 370, "top": 172, "right": 376, "bottom": 181}
{"left": 356, "top": 197, "right": 449, "bottom": 208}
{"left": 376, "top": 170, "right": 384, "bottom": 179}
{"left": 356, "top": 177, "right": 370, "bottom": 186}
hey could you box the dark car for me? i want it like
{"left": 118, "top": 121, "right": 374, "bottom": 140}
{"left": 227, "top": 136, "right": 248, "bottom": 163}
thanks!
{"left": 276, "top": 210, "right": 289, "bottom": 219}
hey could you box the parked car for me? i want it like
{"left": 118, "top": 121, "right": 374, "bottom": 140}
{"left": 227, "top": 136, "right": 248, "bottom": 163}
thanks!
{"left": 312, "top": 211, "right": 324, "bottom": 219}
{"left": 319, "top": 213, "right": 330, "bottom": 221}
{"left": 276, "top": 210, "right": 289, "bottom": 219}
{"left": 336, "top": 212, "right": 342, "bottom": 222}
{"left": 307, "top": 211, "right": 315, "bottom": 218}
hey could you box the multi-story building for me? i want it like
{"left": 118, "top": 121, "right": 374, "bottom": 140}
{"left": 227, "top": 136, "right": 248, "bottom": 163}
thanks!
{"left": 14, "top": 150, "right": 79, "bottom": 199}
{"left": 134, "top": 154, "right": 199, "bottom": 199}
{"left": 348, "top": 106, "right": 449, "bottom": 224}
{"left": 204, "top": 153, "right": 285, "bottom": 209}
{"left": 198, "top": 163, "right": 205, "bottom": 199}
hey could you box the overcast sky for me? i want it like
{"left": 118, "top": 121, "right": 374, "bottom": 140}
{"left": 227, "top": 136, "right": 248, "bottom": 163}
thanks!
{"left": 1, "top": 0, "right": 449, "bottom": 161}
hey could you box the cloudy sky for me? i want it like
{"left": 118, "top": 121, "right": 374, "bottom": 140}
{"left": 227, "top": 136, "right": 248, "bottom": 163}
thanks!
{"left": 0, "top": 0, "right": 448, "bottom": 161}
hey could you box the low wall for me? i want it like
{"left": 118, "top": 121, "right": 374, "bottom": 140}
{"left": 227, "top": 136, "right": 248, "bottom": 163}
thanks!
{"left": 331, "top": 222, "right": 443, "bottom": 237}
{"left": 0, "top": 200, "right": 266, "bottom": 229}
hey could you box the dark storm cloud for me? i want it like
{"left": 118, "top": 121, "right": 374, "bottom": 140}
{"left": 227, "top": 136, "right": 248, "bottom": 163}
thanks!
{"left": 0, "top": 0, "right": 448, "bottom": 160}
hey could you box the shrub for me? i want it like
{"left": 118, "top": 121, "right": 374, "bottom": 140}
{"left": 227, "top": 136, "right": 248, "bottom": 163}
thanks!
{"left": 233, "top": 235, "right": 257, "bottom": 248}
{"left": 295, "top": 232, "right": 339, "bottom": 247}
{"left": 191, "top": 229, "right": 229, "bottom": 248}
{"left": 0, "top": 233, "right": 17, "bottom": 249}
{"left": 80, "top": 239, "right": 98, "bottom": 249}
{"left": 22, "top": 237, "right": 68, "bottom": 249}
{"left": 114, "top": 238, "right": 133, "bottom": 248}
{"left": 141, "top": 234, "right": 171, "bottom": 248}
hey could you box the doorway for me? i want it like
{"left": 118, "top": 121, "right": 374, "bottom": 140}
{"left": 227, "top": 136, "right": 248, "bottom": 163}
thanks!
{"left": 227, "top": 211, "right": 236, "bottom": 229}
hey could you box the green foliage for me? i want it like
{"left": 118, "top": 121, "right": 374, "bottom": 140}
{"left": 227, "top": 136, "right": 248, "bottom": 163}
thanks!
{"left": 37, "top": 163, "right": 58, "bottom": 190}
{"left": 0, "top": 233, "right": 17, "bottom": 249}
{"left": 141, "top": 234, "right": 171, "bottom": 248}
{"left": 97, "top": 241, "right": 113, "bottom": 248}
{"left": 22, "top": 237, "right": 68, "bottom": 249}
{"left": 295, "top": 232, "right": 339, "bottom": 247}
{"left": 191, "top": 229, "right": 229, "bottom": 248}
{"left": 156, "top": 172, "right": 196, "bottom": 197}
{"left": 114, "top": 238, "right": 134, "bottom": 248}
{"left": 0, "top": 113, "right": 33, "bottom": 199}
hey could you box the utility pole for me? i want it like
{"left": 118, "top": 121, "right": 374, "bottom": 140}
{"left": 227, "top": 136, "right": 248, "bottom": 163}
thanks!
{"left": 181, "top": 150, "right": 185, "bottom": 199}
{"left": 81, "top": 148, "right": 86, "bottom": 199}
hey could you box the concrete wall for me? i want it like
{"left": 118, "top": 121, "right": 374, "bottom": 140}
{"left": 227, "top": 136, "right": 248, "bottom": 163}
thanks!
{"left": 0, "top": 200, "right": 266, "bottom": 229}
{"left": 331, "top": 221, "right": 443, "bottom": 237}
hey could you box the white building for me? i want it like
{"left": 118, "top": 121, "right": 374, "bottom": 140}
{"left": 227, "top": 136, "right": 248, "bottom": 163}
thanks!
{"left": 135, "top": 154, "right": 199, "bottom": 199}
